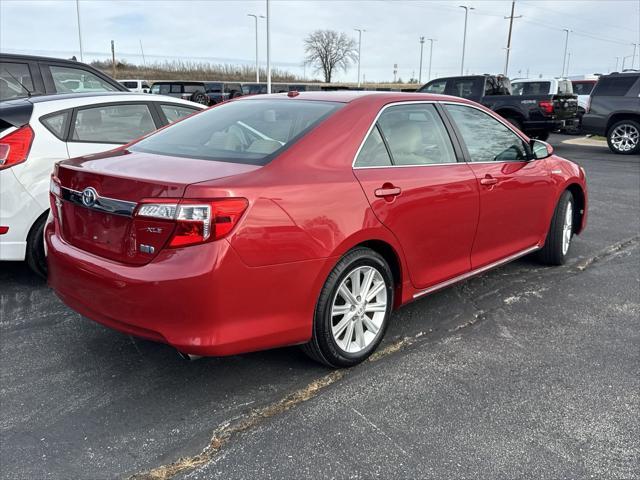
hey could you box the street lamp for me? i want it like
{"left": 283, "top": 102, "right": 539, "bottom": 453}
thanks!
{"left": 427, "top": 38, "right": 436, "bottom": 81}
{"left": 354, "top": 28, "right": 365, "bottom": 87}
{"left": 561, "top": 28, "right": 571, "bottom": 77}
{"left": 418, "top": 36, "right": 425, "bottom": 84}
{"left": 266, "top": 0, "right": 271, "bottom": 94}
{"left": 459, "top": 5, "right": 475, "bottom": 75}
{"left": 75, "top": 0, "right": 83, "bottom": 62}
{"left": 247, "top": 13, "right": 265, "bottom": 83}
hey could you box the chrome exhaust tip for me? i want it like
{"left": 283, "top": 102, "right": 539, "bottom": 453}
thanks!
{"left": 178, "top": 352, "right": 203, "bottom": 361}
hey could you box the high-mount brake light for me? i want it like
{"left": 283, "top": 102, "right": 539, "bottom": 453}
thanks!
{"left": 135, "top": 198, "right": 248, "bottom": 247}
{"left": 0, "top": 125, "right": 34, "bottom": 170}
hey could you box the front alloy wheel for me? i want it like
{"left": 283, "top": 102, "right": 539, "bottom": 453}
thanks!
{"left": 608, "top": 120, "right": 640, "bottom": 155}
{"left": 303, "top": 247, "right": 394, "bottom": 367}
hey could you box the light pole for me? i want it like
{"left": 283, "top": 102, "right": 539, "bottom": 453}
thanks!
{"left": 566, "top": 51, "right": 571, "bottom": 77}
{"left": 459, "top": 5, "right": 475, "bottom": 75}
{"left": 615, "top": 56, "right": 621, "bottom": 72}
{"left": 75, "top": 0, "right": 83, "bottom": 61}
{"left": 248, "top": 14, "right": 265, "bottom": 83}
{"left": 266, "top": 0, "right": 271, "bottom": 93}
{"left": 354, "top": 28, "right": 365, "bottom": 87}
{"left": 561, "top": 28, "right": 570, "bottom": 77}
{"left": 427, "top": 38, "right": 436, "bottom": 81}
{"left": 632, "top": 43, "right": 638, "bottom": 69}
{"left": 418, "top": 36, "right": 425, "bottom": 84}
{"left": 503, "top": 0, "right": 521, "bottom": 76}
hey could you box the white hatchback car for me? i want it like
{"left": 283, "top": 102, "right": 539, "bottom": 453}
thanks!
{"left": 0, "top": 92, "right": 205, "bottom": 275}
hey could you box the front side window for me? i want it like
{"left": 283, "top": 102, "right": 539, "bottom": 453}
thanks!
{"left": 71, "top": 104, "right": 156, "bottom": 143}
{"left": 0, "top": 62, "right": 34, "bottom": 100}
{"left": 131, "top": 99, "right": 342, "bottom": 165}
{"left": 49, "top": 65, "right": 118, "bottom": 94}
{"left": 121, "top": 81, "right": 138, "bottom": 89}
{"left": 420, "top": 80, "right": 446, "bottom": 94}
{"left": 160, "top": 104, "right": 199, "bottom": 124}
{"left": 170, "top": 84, "right": 183, "bottom": 94}
{"left": 449, "top": 78, "right": 484, "bottom": 98}
{"left": 445, "top": 104, "right": 528, "bottom": 162}
{"left": 572, "top": 81, "right": 595, "bottom": 95}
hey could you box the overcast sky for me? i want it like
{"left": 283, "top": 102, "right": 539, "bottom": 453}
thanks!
{"left": 1, "top": 0, "right": 639, "bottom": 82}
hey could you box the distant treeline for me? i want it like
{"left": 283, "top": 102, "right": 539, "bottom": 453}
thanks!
{"left": 90, "top": 59, "right": 304, "bottom": 82}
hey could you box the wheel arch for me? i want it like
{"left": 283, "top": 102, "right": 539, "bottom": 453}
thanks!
{"left": 565, "top": 183, "right": 586, "bottom": 234}
{"left": 606, "top": 113, "right": 640, "bottom": 135}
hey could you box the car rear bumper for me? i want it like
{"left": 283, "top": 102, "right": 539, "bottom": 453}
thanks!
{"left": 46, "top": 219, "right": 328, "bottom": 356}
{"left": 0, "top": 170, "right": 43, "bottom": 261}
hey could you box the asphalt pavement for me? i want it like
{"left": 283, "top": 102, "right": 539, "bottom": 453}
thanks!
{"left": 1, "top": 134, "right": 638, "bottom": 479}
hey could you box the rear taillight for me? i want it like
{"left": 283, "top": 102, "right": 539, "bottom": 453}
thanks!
{"left": 0, "top": 125, "right": 34, "bottom": 170}
{"left": 136, "top": 198, "right": 248, "bottom": 247}
{"left": 538, "top": 100, "right": 554, "bottom": 116}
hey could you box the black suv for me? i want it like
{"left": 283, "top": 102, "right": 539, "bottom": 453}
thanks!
{"left": 150, "top": 81, "right": 242, "bottom": 105}
{"left": 581, "top": 72, "right": 640, "bottom": 155}
{"left": 0, "top": 53, "right": 127, "bottom": 101}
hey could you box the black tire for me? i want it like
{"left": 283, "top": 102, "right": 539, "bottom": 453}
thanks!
{"left": 607, "top": 119, "right": 640, "bottom": 155}
{"left": 537, "top": 191, "right": 574, "bottom": 266}
{"left": 505, "top": 116, "right": 522, "bottom": 131}
{"left": 533, "top": 131, "right": 550, "bottom": 141}
{"left": 302, "top": 247, "right": 394, "bottom": 368}
{"left": 26, "top": 213, "right": 48, "bottom": 278}
{"left": 190, "top": 91, "right": 209, "bottom": 105}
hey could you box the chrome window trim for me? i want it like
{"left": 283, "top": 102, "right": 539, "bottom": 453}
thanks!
{"left": 352, "top": 100, "right": 462, "bottom": 170}
{"left": 60, "top": 186, "right": 137, "bottom": 217}
{"left": 413, "top": 245, "right": 540, "bottom": 299}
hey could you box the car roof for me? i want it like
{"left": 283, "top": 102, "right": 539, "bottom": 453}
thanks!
{"left": 0, "top": 52, "right": 85, "bottom": 65}
{"left": 240, "top": 90, "right": 472, "bottom": 105}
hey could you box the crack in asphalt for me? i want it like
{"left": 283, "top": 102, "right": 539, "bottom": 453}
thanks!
{"left": 128, "top": 236, "right": 638, "bottom": 479}
{"left": 572, "top": 236, "right": 639, "bottom": 272}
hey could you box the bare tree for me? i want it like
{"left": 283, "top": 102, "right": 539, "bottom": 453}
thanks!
{"left": 304, "top": 30, "right": 358, "bottom": 83}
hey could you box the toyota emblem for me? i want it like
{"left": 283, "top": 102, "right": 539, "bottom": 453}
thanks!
{"left": 81, "top": 187, "right": 98, "bottom": 207}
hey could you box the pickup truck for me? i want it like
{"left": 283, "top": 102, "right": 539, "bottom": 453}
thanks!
{"left": 418, "top": 74, "right": 578, "bottom": 140}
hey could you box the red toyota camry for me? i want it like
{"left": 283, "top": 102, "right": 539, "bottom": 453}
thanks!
{"left": 46, "top": 91, "right": 587, "bottom": 367}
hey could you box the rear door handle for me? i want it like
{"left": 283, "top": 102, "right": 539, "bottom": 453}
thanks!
{"left": 480, "top": 175, "right": 498, "bottom": 186}
{"left": 374, "top": 186, "right": 402, "bottom": 198}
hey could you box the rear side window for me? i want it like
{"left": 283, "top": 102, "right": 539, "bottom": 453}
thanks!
{"left": 71, "top": 104, "right": 156, "bottom": 143}
{"left": 446, "top": 104, "right": 528, "bottom": 162}
{"left": 49, "top": 65, "right": 118, "bottom": 94}
{"left": 593, "top": 75, "right": 638, "bottom": 96}
{"left": 121, "top": 81, "right": 138, "bottom": 89}
{"left": 41, "top": 111, "right": 70, "bottom": 140}
{"left": 170, "top": 84, "right": 183, "bottom": 94}
{"left": 511, "top": 82, "right": 551, "bottom": 95}
{"left": 355, "top": 126, "right": 392, "bottom": 167}
{"left": 448, "top": 78, "right": 483, "bottom": 98}
{"left": 131, "top": 99, "right": 342, "bottom": 165}
{"left": 160, "top": 104, "right": 199, "bottom": 123}
{"left": 0, "top": 62, "right": 34, "bottom": 100}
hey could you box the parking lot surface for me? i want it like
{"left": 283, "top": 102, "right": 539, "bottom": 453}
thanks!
{"left": 1, "top": 135, "right": 638, "bottom": 479}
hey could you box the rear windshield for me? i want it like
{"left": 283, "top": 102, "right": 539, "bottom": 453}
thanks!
{"left": 511, "top": 81, "right": 551, "bottom": 95}
{"left": 130, "top": 99, "right": 343, "bottom": 165}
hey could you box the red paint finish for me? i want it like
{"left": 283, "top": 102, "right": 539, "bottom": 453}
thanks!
{"left": 47, "top": 92, "right": 588, "bottom": 357}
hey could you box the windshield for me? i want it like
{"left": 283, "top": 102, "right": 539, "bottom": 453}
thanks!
{"left": 511, "top": 82, "right": 551, "bottom": 95}
{"left": 130, "top": 99, "right": 343, "bottom": 165}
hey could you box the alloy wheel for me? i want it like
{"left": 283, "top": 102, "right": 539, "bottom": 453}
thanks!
{"left": 331, "top": 266, "right": 388, "bottom": 354}
{"left": 610, "top": 124, "right": 639, "bottom": 153}
{"left": 562, "top": 201, "right": 573, "bottom": 255}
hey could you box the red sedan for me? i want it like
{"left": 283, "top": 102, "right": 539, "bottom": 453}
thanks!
{"left": 46, "top": 91, "right": 587, "bottom": 367}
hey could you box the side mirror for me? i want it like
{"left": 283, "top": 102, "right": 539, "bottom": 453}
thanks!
{"left": 530, "top": 139, "right": 553, "bottom": 159}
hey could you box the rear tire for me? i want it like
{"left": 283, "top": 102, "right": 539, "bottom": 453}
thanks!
{"left": 302, "top": 247, "right": 394, "bottom": 368}
{"left": 26, "top": 213, "right": 48, "bottom": 278}
{"left": 537, "top": 191, "right": 574, "bottom": 266}
{"left": 505, "top": 116, "right": 522, "bottom": 131}
{"left": 190, "top": 91, "right": 209, "bottom": 105}
{"left": 533, "top": 131, "right": 550, "bottom": 141}
{"left": 607, "top": 119, "right": 640, "bottom": 155}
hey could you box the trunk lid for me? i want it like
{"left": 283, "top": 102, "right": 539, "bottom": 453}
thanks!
{"left": 55, "top": 149, "right": 260, "bottom": 264}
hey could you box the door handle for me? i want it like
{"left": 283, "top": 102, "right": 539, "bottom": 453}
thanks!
{"left": 374, "top": 186, "right": 402, "bottom": 198}
{"left": 480, "top": 175, "right": 498, "bottom": 186}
